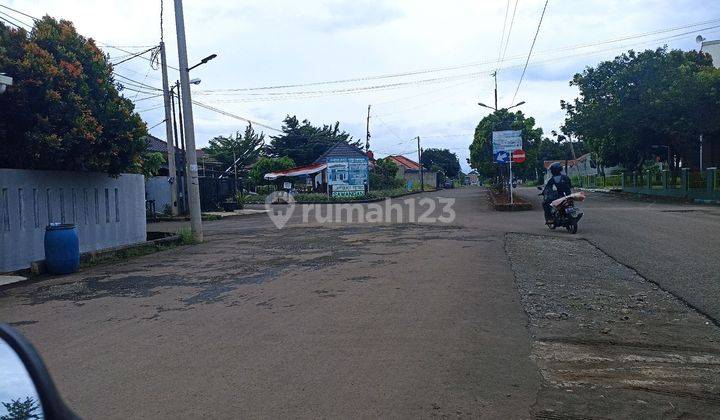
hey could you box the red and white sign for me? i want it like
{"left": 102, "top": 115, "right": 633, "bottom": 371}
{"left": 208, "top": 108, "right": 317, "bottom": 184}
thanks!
{"left": 511, "top": 149, "right": 526, "bottom": 163}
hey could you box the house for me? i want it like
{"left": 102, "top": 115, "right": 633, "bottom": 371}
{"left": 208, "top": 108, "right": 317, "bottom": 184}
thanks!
{"left": 386, "top": 155, "right": 421, "bottom": 171}
{"left": 264, "top": 142, "right": 370, "bottom": 198}
{"left": 385, "top": 155, "right": 439, "bottom": 190}
{"left": 542, "top": 153, "right": 621, "bottom": 181}
{"left": 467, "top": 170, "right": 480, "bottom": 186}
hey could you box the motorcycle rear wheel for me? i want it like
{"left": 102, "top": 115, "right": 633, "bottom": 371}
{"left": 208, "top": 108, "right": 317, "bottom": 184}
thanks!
{"left": 565, "top": 222, "right": 578, "bottom": 234}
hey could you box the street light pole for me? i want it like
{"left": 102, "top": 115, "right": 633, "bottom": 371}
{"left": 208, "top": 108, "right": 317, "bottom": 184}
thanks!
{"left": 173, "top": 0, "right": 203, "bottom": 241}
{"left": 159, "top": 42, "right": 178, "bottom": 216}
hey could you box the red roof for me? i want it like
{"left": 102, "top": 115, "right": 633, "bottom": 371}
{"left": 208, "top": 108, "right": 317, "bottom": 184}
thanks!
{"left": 264, "top": 162, "right": 327, "bottom": 180}
{"left": 543, "top": 153, "right": 591, "bottom": 169}
{"left": 386, "top": 155, "right": 421, "bottom": 170}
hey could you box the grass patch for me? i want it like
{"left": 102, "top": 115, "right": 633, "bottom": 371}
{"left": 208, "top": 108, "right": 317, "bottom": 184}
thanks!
{"left": 81, "top": 241, "right": 180, "bottom": 268}
{"left": 178, "top": 228, "right": 199, "bottom": 245}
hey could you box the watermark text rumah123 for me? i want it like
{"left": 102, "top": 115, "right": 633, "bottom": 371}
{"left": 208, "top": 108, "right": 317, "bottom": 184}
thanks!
{"left": 265, "top": 192, "right": 456, "bottom": 229}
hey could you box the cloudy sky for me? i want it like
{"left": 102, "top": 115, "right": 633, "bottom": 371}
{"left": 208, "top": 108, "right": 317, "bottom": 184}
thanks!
{"left": 5, "top": 0, "right": 720, "bottom": 170}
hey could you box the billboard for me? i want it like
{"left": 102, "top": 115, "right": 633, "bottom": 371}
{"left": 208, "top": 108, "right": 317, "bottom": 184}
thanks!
{"left": 492, "top": 130, "right": 522, "bottom": 154}
{"left": 327, "top": 156, "right": 368, "bottom": 197}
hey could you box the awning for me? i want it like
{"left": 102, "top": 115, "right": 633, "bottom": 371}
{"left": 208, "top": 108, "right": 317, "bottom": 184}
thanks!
{"left": 264, "top": 163, "right": 327, "bottom": 180}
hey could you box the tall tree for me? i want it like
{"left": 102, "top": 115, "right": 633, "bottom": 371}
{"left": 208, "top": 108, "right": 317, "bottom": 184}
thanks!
{"left": 249, "top": 156, "right": 295, "bottom": 185}
{"left": 562, "top": 47, "right": 720, "bottom": 170}
{"left": 203, "top": 124, "right": 264, "bottom": 171}
{"left": 469, "top": 109, "right": 543, "bottom": 180}
{"left": 0, "top": 17, "right": 147, "bottom": 175}
{"left": 420, "top": 148, "right": 461, "bottom": 178}
{"left": 266, "top": 115, "right": 361, "bottom": 166}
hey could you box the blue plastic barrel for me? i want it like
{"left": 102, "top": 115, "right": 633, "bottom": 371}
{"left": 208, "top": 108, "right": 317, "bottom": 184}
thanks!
{"left": 44, "top": 224, "right": 80, "bottom": 274}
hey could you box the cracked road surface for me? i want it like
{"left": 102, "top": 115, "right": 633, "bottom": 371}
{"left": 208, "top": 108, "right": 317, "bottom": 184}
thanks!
{"left": 1, "top": 187, "right": 719, "bottom": 418}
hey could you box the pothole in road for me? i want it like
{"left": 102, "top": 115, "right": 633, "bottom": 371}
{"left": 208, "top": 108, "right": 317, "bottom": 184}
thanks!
{"left": 505, "top": 233, "right": 720, "bottom": 418}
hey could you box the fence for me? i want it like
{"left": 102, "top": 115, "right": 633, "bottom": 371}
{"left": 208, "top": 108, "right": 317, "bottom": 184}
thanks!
{"left": 1, "top": 169, "right": 146, "bottom": 272}
{"left": 583, "top": 168, "right": 719, "bottom": 201}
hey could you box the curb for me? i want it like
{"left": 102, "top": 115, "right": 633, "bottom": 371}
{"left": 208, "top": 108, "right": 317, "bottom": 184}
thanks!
{"left": 5, "top": 233, "right": 182, "bottom": 279}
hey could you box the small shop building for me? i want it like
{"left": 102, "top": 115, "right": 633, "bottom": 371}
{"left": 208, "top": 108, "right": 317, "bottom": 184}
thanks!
{"left": 264, "top": 142, "right": 370, "bottom": 198}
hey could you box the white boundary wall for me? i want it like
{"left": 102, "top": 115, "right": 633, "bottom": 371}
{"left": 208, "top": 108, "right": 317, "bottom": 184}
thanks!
{"left": 0, "top": 169, "right": 146, "bottom": 272}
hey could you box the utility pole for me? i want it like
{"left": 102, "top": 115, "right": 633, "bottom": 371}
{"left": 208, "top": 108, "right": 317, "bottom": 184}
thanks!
{"left": 233, "top": 148, "right": 238, "bottom": 196}
{"left": 173, "top": 0, "right": 203, "bottom": 241}
{"left": 417, "top": 136, "right": 424, "bottom": 191}
{"left": 700, "top": 134, "right": 704, "bottom": 171}
{"left": 365, "top": 104, "right": 371, "bottom": 152}
{"left": 159, "top": 42, "right": 178, "bottom": 216}
{"left": 492, "top": 71, "right": 498, "bottom": 110}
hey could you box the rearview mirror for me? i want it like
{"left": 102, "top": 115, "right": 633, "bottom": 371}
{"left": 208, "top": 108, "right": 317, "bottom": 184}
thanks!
{"left": 0, "top": 324, "right": 77, "bottom": 419}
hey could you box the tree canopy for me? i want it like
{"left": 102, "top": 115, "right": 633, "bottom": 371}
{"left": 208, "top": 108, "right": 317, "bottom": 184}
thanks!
{"left": 562, "top": 47, "right": 720, "bottom": 170}
{"left": 0, "top": 17, "right": 147, "bottom": 175}
{"left": 266, "top": 115, "right": 361, "bottom": 166}
{"left": 469, "top": 109, "right": 543, "bottom": 180}
{"left": 249, "top": 156, "right": 295, "bottom": 185}
{"left": 420, "top": 148, "right": 461, "bottom": 178}
{"left": 203, "top": 124, "right": 264, "bottom": 172}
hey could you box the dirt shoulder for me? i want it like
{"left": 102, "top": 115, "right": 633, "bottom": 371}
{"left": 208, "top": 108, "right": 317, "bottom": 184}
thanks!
{"left": 506, "top": 233, "right": 720, "bottom": 418}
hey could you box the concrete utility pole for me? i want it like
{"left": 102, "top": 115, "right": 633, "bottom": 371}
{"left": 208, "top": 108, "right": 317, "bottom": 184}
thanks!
{"left": 417, "top": 136, "right": 424, "bottom": 191}
{"left": 173, "top": 0, "right": 203, "bottom": 241}
{"left": 700, "top": 134, "right": 704, "bottom": 171}
{"left": 365, "top": 105, "right": 371, "bottom": 152}
{"left": 492, "top": 71, "right": 498, "bottom": 110}
{"left": 159, "top": 42, "right": 178, "bottom": 216}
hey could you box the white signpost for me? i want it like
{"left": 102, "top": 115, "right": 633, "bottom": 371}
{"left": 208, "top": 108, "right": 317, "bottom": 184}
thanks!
{"left": 492, "top": 130, "right": 523, "bottom": 205}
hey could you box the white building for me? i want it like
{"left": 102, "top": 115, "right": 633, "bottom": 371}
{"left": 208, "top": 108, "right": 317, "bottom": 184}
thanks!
{"left": 701, "top": 39, "right": 720, "bottom": 68}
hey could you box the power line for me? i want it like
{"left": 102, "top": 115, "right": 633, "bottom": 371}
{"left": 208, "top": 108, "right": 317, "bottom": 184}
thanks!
{"left": 0, "top": 14, "right": 20, "bottom": 28}
{"left": 512, "top": 0, "right": 549, "bottom": 104}
{"left": 111, "top": 46, "right": 159, "bottom": 66}
{"left": 148, "top": 119, "right": 167, "bottom": 130}
{"left": 0, "top": 4, "right": 37, "bottom": 21}
{"left": 496, "top": 0, "right": 511, "bottom": 72}
{"left": 0, "top": 10, "right": 31, "bottom": 28}
{"left": 135, "top": 103, "right": 166, "bottom": 113}
{"left": 191, "top": 100, "right": 283, "bottom": 132}
{"left": 500, "top": 0, "right": 519, "bottom": 66}
{"left": 198, "top": 17, "right": 720, "bottom": 95}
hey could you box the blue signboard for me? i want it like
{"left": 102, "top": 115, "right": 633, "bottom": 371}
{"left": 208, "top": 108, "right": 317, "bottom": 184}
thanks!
{"left": 327, "top": 156, "right": 368, "bottom": 197}
{"left": 494, "top": 150, "right": 510, "bottom": 163}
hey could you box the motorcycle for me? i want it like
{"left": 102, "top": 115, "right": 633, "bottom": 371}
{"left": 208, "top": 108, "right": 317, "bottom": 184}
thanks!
{"left": 537, "top": 186, "right": 586, "bottom": 234}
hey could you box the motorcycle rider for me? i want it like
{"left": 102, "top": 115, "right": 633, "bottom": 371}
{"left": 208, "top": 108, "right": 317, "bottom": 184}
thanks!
{"left": 542, "top": 162, "right": 572, "bottom": 224}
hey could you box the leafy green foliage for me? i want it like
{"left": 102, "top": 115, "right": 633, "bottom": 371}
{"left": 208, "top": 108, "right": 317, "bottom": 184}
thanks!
{"left": 203, "top": 124, "right": 264, "bottom": 171}
{"left": 266, "top": 115, "right": 361, "bottom": 165}
{"left": 249, "top": 156, "right": 295, "bottom": 185}
{"left": 469, "top": 109, "right": 543, "bottom": 180}
{"left": 369, "top": 158, "right": 403, "bottom": 190}
{"left": 420, "top": 148, "right": 461, "bottom": 178}
{"left": 0, "top": 17, "right": 147, "bottom": 175}
{"left": 1, "top": 397, "right": 41, "bottom": 419}
{"left": 562, "top": 47, "right": 720, "bottom": 170}
{"left": 134, "top": 151, "right": 166, "bottom": 178}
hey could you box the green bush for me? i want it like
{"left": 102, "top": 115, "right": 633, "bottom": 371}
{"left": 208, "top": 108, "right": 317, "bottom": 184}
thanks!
{"left": 295, "top": 193, "right": 331, "bottom": 202}
{"left": 242, "top": 194, "right": 267, "bottom": 204}
{"left": 256, "top": 185, "right": 276, "bottom": 195}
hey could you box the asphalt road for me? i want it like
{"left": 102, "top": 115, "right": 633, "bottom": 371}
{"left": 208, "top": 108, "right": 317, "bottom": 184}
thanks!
{"left": 1, "top": 187, "right": 718, "bottom": 418}
{"left": 514, "top": 187, "right": 720, "bottom": 323}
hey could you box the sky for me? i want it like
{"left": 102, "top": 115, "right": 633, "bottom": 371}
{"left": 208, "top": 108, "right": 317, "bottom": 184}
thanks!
{"left": 4, "top": 0, "right": 720, "bottom": 171}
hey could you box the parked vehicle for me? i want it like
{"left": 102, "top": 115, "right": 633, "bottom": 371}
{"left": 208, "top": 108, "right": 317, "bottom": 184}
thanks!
{"left": 537, "top": 187, "right": 586, "bottom": 234}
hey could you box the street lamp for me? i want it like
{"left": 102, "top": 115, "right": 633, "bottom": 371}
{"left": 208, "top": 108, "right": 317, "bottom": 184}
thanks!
{"left": 187, "top": 53, "right": 217, "bottom": 72}
{"left": 478, "top": 101, "right": 526, "bottom": 111}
